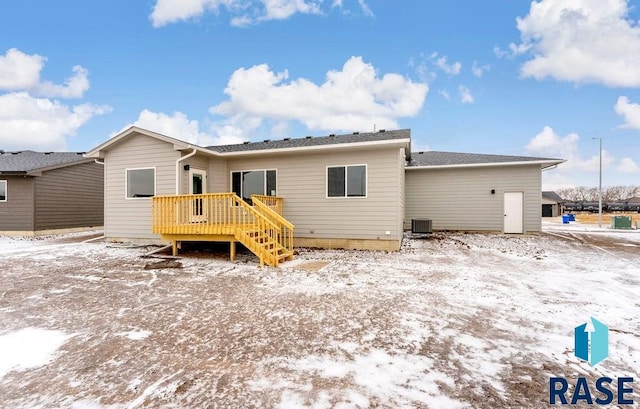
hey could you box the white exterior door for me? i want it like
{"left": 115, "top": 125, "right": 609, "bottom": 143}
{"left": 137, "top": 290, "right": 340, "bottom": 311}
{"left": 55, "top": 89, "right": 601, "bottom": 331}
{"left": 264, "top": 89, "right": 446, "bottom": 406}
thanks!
{"left": 189, "top": 169, "right": 207, "bottom": 222}
{"left": 503, "top": 192, "right": 524, "bottom": 234}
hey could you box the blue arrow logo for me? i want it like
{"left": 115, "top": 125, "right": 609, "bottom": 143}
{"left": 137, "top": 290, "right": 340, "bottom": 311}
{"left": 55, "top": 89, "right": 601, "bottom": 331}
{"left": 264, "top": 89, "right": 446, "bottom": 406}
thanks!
{"left": 574, "top": 317, "right": 608, "bottom": 366}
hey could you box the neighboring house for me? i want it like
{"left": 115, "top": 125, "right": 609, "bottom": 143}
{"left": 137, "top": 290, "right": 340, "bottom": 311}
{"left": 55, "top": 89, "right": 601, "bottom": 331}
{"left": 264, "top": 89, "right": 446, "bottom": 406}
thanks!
{"left": 86, "top": 127, "right": 564, "bottom": 266}
{"left": 541, "top": 191, "right": 565, "bottom": 217}
{"left": 0, "top": 151, "right": 104, "bottom": 235}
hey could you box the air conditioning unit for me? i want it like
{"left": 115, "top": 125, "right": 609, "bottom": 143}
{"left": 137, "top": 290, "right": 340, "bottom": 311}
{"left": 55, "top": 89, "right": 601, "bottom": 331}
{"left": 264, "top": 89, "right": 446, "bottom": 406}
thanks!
{"left": 411, "top": 219, "right": 432, "bottom": 234}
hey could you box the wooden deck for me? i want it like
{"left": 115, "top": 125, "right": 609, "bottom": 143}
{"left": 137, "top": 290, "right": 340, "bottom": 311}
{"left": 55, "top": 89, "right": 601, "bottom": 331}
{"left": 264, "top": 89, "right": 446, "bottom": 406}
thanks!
{"left": 152, "top": 193, "right": 294, "bottom": 267}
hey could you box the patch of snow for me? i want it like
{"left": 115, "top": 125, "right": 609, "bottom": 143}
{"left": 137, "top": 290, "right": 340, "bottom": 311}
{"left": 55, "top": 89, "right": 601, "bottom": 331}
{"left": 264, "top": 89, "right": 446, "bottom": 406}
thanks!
{"left": 0, "top": 327, "right": 71, "bottom": 378}
{"left": 116, "top": 330, "right": 152, "bottom": 341}
{"left": 279, "top": 349, "right": 466, "bottom": 408}
{"left": 125, "top": 370, "right": 183, "bottom": 409}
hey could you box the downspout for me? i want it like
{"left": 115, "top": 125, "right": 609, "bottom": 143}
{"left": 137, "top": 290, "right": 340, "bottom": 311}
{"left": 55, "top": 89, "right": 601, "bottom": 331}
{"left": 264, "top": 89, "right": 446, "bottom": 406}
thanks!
{"left": 176, "top": 148, "right": 197, "bottom": 195}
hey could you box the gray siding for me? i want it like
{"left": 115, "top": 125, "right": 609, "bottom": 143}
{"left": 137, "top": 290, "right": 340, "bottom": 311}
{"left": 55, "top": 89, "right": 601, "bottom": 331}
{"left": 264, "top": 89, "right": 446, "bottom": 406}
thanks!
{"left": 180, "top": 154, "right": 211, "bottom": 194}
{"left": 226, "top": 147, "right": 404, "bottom": 242}
{"left": 34, "top": 162, "right": 104, "bottom": 230}
{"left": 405, "top": 165, "right": 542, "bottom": 233}
{"left": 0, "top": 176, "right": 35, "bottom": 231}
{"left": 178, "top": 155, "right": 229, "bottom": 194}
{"left": 104, "top": 133, "right": 179, "bottom": 239}
{"left": 209, "top": 158, "right": 228, "bottom": 193}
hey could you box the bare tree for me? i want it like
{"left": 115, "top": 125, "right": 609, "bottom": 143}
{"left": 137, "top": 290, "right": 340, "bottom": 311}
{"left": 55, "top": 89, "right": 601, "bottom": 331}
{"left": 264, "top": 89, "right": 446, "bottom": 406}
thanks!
{"left": 556, "top": 185, "right": 639, "bottom": 202}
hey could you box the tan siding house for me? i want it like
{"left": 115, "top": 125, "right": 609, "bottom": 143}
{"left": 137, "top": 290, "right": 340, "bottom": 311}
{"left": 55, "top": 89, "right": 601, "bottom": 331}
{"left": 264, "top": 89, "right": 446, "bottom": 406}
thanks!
{"left": 88, "top": 127, "right": 410, "bottom": 251}
{"left": 103, "top": 134, "right": 181, "bottom": 239}
{"left": 406, "top": 164, "right": 543, "bottom": 233}
{"left": 0, "top": 151, "right": 104, "bottom": 235}
{"left": 86, "top": 127, "right": 564, "bottom": 261}
{"left": 225, "top": 147, "right": 404, "bottom": 248}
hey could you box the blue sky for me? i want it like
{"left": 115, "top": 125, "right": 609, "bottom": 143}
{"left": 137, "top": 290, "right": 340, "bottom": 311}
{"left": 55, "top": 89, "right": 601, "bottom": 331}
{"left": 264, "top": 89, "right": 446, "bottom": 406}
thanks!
{"left": 1, "top": 0, "right": 639, "bottom": 189}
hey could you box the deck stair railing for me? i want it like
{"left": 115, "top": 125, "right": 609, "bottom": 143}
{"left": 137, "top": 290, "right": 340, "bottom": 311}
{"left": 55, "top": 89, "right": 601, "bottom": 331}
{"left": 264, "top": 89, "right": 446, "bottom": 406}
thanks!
{"left": 152, "top": 193, "right": 293, "bottom": 266}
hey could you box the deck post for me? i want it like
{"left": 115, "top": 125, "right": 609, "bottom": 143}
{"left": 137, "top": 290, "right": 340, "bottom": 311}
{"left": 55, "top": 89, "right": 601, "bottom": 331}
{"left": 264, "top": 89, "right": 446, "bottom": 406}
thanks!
{"left": 230, "top": 241, "right": 236, "bottom": 261}
{"left": 172, "top": 240, "right": 178, "bottom": 256}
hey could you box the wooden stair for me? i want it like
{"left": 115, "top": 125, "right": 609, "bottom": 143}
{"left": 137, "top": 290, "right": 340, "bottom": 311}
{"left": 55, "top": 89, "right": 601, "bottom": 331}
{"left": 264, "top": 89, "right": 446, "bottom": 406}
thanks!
{"left": 152, "top": 193, "right": 294, "bottom": 267}
{"left": 234, "top": 195, "right": 294, "bottom": 267}
{"left": 236, "top": 227, "right": 293, "bottom": 267}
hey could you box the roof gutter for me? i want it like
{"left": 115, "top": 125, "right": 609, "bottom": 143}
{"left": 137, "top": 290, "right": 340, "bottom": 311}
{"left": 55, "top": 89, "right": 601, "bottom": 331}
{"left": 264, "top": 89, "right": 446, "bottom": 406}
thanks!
{"left": 176, "top": 148, "right": 197, "bottom": 194}
{"left": 406, "top": 159, "right": 566, "bottom": 170}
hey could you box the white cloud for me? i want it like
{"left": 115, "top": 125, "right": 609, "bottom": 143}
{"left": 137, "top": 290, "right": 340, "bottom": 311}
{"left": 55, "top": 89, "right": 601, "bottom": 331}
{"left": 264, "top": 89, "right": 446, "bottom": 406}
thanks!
{"left": 458, "top": 85, "right": 474, "bottom": 104}
{"left": 433, "top": 55, "right": 461, "bottom": 76}
{"left": 617, "top": 157, "right": 640, "bottom": 173}
{"left": 0, "top": 48, "right": 89, "bottom": 99}
{"left": 150, "top": 0, "right": 233, "bottom": 27}
{"left": 471, "top": 61, "right": 490, "bottom": 77}
{"left": 210, "top": 56, "right": 428, "bottom": 133}
{"left": 0, "top": 48, "right": 44, "bottom": 90}
{"left": 407, "top": 55, "right": 435, "bottom": 83}
{"left": 0, "top": 92, "right": 111, "bottom": 151}
{"left": 357, "top": 0, "right": 374, "bottom": 18}
{"left": 150, "top": 0, "right": 371, "bottom": 27}
{"left": 526, "top": 126, "right": 637, "bottom": 189}
{"left": 513, "top": 0, "right": 640, "bottom": 87}
{"left": 614, "top": 96, "right": 640, "bottom": 128}
{"left": 525, "top": 126, "right": 614, "bottom": 172}
{"left": 259, "top": 0, "right": 321, "bottom": 22}
{"left": 438, "top": 89, "right": 451, "bottom": 100}
{"left": 131, "top": 109, "right": 245, "bottom": 146}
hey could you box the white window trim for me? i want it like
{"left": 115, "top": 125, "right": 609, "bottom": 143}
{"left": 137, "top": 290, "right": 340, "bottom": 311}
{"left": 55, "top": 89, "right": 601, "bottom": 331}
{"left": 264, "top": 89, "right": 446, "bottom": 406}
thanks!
{"left": 229, "top": 168, "right": 278, "bottom": 198}
{"left": 188, "top": 168, "right": 207, "bottom": 195}
{"left": 0, "top": 180, "right": 6, "bottom": 202}
{"left": 326, "top": 164, "right": 368, "bottom": 199}
{"left": 125, "top": 167, "right": 156, "bottom": 200}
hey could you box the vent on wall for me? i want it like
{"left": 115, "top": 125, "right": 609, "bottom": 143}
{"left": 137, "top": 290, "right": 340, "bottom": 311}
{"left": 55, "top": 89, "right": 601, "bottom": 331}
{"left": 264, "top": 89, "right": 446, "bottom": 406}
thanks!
{"left": 411, "top": 219, "right": 432, "bottom": 234}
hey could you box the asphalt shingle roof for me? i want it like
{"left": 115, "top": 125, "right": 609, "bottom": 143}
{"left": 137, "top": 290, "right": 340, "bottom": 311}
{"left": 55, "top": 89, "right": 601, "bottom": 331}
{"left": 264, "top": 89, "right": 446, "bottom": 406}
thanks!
{"left": 206, "top": 129, "right": 410, "bottom": 153}
{"left": 542, "top": 191, "right": 565, "bottom": 202}
{"left": 407, "top": 151, "right": 563, "bottom": 167}
{"left": 0, "top": 150, "right": 89, "bottom": 173}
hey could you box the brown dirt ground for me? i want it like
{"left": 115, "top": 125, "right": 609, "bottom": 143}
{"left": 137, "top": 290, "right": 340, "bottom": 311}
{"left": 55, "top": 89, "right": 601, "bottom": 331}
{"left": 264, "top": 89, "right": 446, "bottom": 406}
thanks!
{"left": 0, "top": 232, "right": 638, "bottom": 408}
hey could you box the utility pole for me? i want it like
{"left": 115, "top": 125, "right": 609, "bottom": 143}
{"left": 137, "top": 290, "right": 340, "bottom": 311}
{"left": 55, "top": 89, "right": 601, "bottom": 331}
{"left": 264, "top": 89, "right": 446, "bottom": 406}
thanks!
{"left": 593, "top": 137, "right": 603, "bottom": 228}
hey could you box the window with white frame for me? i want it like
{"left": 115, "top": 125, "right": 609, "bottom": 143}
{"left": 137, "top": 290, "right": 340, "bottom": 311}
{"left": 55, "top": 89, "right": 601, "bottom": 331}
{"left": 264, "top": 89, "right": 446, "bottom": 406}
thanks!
{"left": 126, "top": 168, "right": 155, "bottom": 198}
{"left": 0, "top": 180, "right": 6, "bottom": 202}
{"left": 327, "top": 165, "right": 367, "bottom": 198}
{"left": 231, "top": 169, "right": 277, "bottom": 202}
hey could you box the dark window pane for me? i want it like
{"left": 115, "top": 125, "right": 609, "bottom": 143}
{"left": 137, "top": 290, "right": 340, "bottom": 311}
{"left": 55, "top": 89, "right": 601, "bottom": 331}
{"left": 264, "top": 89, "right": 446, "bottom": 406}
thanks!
{"left": 127, "top": 169, "right": 155, "bottom": 198}
{"left": 232, "top": 172, "right": 241, "bottom": 197}
{"left": 327, "top": 167, "right": 345, "bottom": 197}
{"left": 266, "top": 170, "right": 277, "bottom": 196}
{"left": 347, "top": 165, "right": 366, "bottom": 197}
{"left": 242, "top": 170, "right": 265, "bottom": 201}
{"left": 192, "top": 174, "right": 203, "bottom": 194}
{"left": 0, "top": 181, "right": 6, "bottom": 201}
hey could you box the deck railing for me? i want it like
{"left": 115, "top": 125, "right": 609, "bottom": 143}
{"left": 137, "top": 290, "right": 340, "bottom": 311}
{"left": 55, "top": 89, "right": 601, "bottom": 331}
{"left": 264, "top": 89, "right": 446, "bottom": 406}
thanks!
{"left": 152, "top": 193, "right": 292, "bottom": 266}
{"left": 252, "top": 195, "right": 294, "bottom": 257}
{"left": 252, "top": 194, "right": 283, "bottom": 215}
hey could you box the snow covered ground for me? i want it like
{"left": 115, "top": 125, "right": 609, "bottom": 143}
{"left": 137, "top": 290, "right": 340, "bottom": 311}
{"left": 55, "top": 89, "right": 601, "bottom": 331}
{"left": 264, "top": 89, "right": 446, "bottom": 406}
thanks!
{"left": 0, "top": 228, "right": 638, "bottom": 408}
